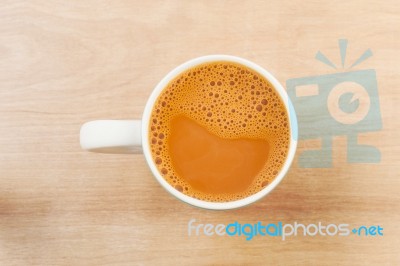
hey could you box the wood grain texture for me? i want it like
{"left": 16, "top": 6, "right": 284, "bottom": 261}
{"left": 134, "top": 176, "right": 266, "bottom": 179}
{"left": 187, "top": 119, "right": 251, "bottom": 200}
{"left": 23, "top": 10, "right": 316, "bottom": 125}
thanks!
{"left": 0, "top": 1, "right": 399, "bottom": 265}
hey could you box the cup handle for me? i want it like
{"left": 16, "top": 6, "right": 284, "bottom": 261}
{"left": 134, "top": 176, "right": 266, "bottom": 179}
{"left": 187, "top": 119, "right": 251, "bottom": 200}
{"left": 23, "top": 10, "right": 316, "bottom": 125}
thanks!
{"left": 80, "top": 120, "right": 142, "bottom": 154}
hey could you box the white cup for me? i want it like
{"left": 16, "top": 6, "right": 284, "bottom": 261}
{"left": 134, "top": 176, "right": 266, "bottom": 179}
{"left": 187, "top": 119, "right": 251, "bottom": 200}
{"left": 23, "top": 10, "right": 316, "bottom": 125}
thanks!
{"left": 80, "top": 55, "right": 298, "bottom": 210}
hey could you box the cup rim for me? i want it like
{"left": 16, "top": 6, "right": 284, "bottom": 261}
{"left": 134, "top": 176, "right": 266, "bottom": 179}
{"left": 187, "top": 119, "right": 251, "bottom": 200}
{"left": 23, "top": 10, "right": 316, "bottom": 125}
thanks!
{"left": 142, "top": 55, "right": 298, "bottom": 210}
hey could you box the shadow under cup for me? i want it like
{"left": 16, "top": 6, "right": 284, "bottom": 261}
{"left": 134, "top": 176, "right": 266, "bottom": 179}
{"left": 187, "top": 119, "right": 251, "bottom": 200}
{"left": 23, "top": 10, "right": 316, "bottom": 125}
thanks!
{"left": 141, "top": 55, "right": 297, "bottom": 210}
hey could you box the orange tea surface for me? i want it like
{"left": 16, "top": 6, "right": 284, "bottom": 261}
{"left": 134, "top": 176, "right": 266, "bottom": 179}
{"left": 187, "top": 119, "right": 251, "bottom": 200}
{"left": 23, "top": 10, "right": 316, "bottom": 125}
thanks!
{"left": 148, "top": 61, "right": 290, "bottom": 202}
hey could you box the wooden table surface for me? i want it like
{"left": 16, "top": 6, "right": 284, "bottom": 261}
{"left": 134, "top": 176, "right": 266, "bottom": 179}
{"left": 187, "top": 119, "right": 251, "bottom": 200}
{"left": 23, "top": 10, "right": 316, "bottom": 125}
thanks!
{"left": 0, "top": 1, "right": 399, "bottom": 265}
